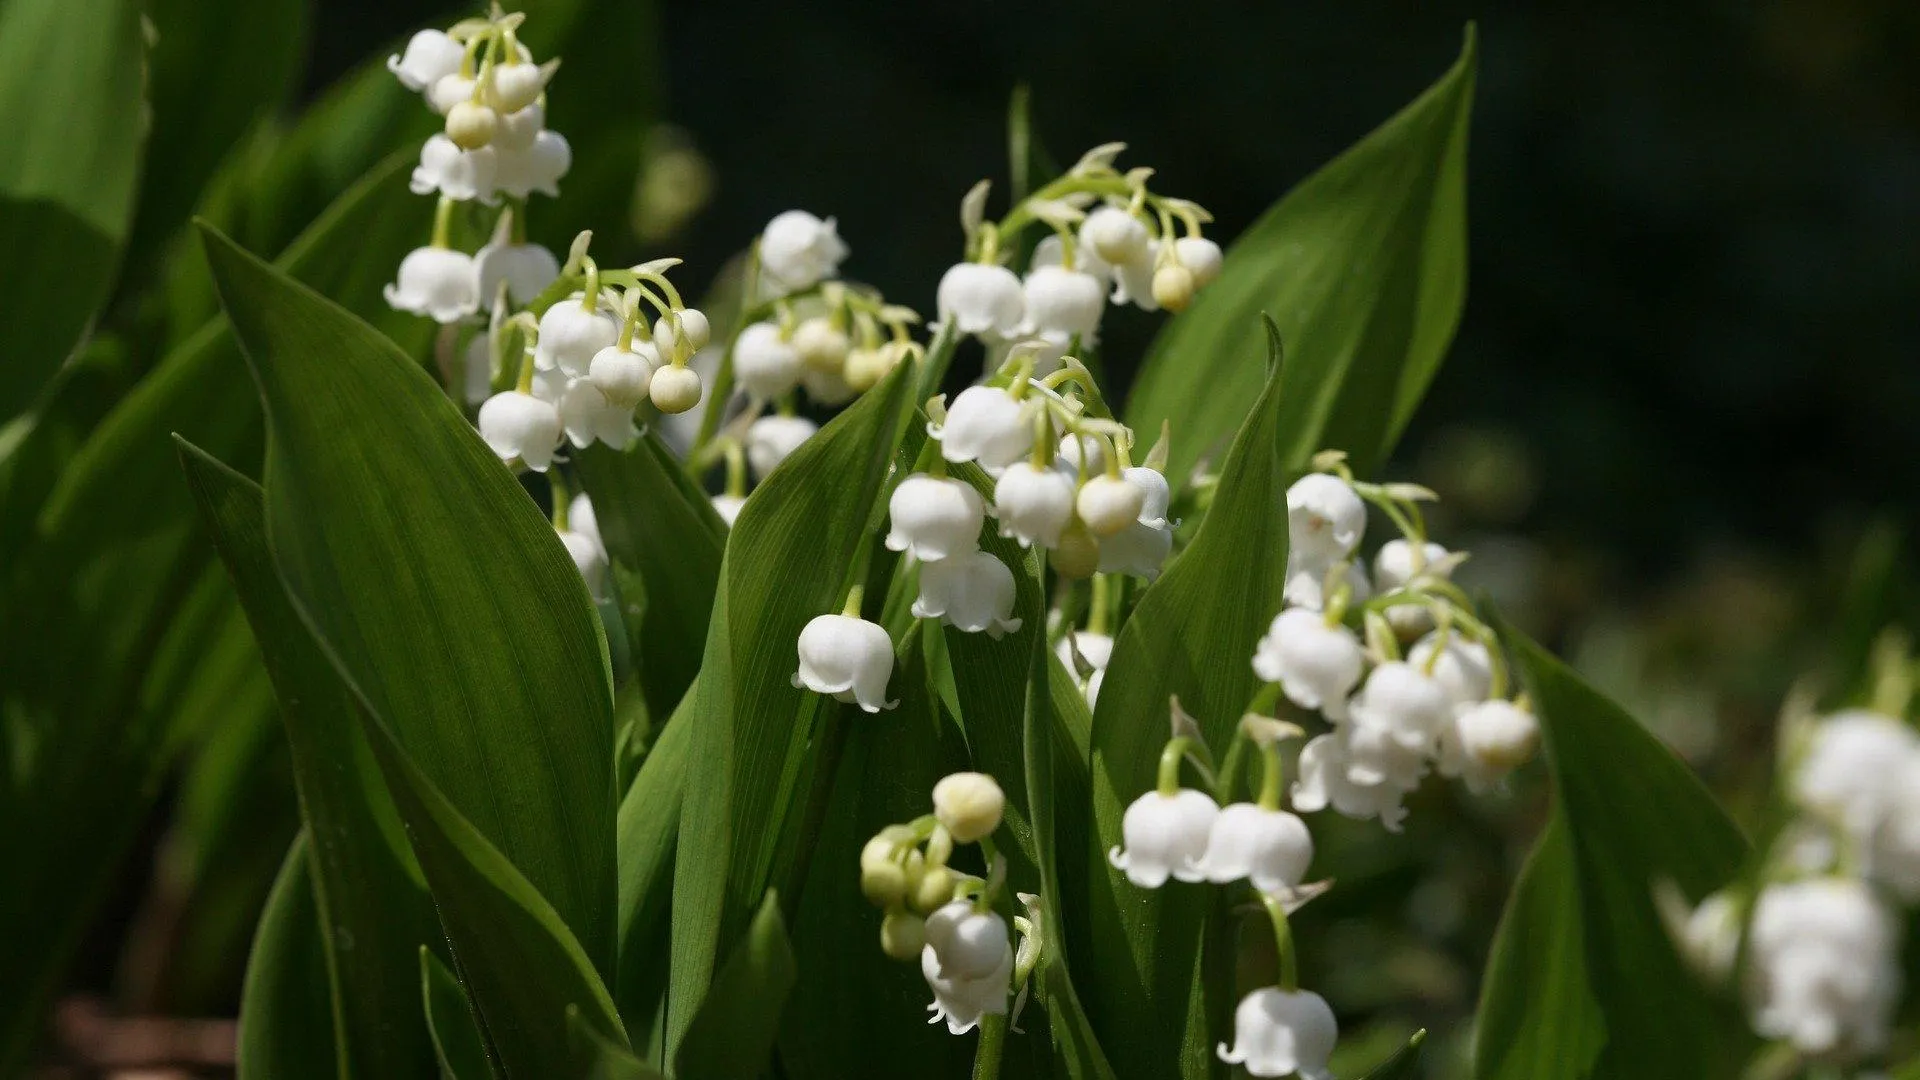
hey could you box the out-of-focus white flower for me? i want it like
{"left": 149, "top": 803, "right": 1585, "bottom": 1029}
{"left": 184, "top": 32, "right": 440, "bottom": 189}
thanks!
{"left": 745, "top": 415, "right": 818, "bottom": 480}
{"left": 1408, "top": 632, "right": 1491, "bottom": 711}
{"left": 1292, "top": 732, "right": 1412, "bottom": 832}
{"left": 937, "top": 263, "right": 1025, "bottom": 338}
{"left": 1196, "top": 803, "right": 1314, "bottom": 894}
{"left": 477, "top": 390, "right": 561, "bottom": 471}
{"left": 1056, "top": 631, "right": 1112, "bottom": 707}
{"left": 463, "top": 335, "right": 494, "bottom": 406}
{"left": 410, "top": 135, "right": 497, "bottom": 202}
{"left": 1343, "top": 662, "right": 1449, "bottom": 788}
{"left": 1793, "top": 711, "right": 1918, "bottom": 849}
{"left": 1449, "top": 699, "right": 1540, "bottom": 790}
{"left": 1252, "top": 609, "right": 1364, "bottom": 720}
{"left": 568, "top": 492, "right": 602, "bottom": 558}
{"left": 1669, "top": 889, "right": 1742, "bottom": 983}
{"left": 993, "top": 462, "right": 1075, "bottom": 549}
{"left": 886, "top": 474, "right": 985, "bottom": 562}
{"left": 920, "top": 903, "right": 1012, "bottom": 1035}
{"left": 1747, "top": 877, "right": 1901, "bottom": 1059}
{"left": 931, "top": 386, "right": 1033, "bottom": 471}
{"left": 489, "top": 58, "right": 549, "bottom": 114}
{"left": 913, "top": 550, "right": 1022, "bottom": 638}
{"left": 1022, "top": 264, "right": 1105, "bottom": 341}
{"left": 1174, "top": 235, "right": 1224, "bottom": 289}
{"left": 1109, "top": 787, "right": 1220, "bottom": 888}
{"left": 388, "top": 30, "right": 465, "bottom": 91}
{"left": 1097, "top": 517, "right": 1173, "bottom": 581}
{"left": 586, "top": 343, "right": 658, "bottom": 409}
{"left": 494, "top": 129, "right": 570, "bottom": 198}
{"left": 384, "top": 246, "right": 479, "bottom": 324}
{"left": 1283, "top": 554, "right": 1371, "bottom": 612}
{"left": 733, "top": 321, "right": 802, "bottom": 401}
{"left": 932, "top": 772, "right": 1005, "bottom": 844}
{"left": 1079, "top": 206, "right": 1150, "bottom": 267}
{"left": 558, "top": 378, "right": 636, "bottom": 450}
{"left": 759, "top": 210, "right": 849, "bottom": 294}
{"left": 493, "top": 102, "right": 545, "bottom": 152}
{"left": 1287, "top": 474, "right": 1366, "bottom": 563}
{"left": 792, "top": 613, "right": 896, "bottom": 712}
{"left": 1216, "top": 988, "right": 1338, "bottom": 1080}
{"left": 536, "top": 295, "right": 620, "bottom": 376}
{"left": 427, "top": 73, "right": 475, "bottom": 115}
{"left": 559, "top": 529, "right": 608, "bottom": 597}
{"left": 474, "top": 241, "right": 559, "bottom": 306}
{"left": 711, "top": 494, "right": 745, "bottom": 526}
{"left": 1873, "top": 755, "right": 1920, "bottom": 900}
{"left": 800, "top": 361, "right": 857, "bottom": 406}
{"left": 792, "top": 317, "right": 850, "bottom": 373}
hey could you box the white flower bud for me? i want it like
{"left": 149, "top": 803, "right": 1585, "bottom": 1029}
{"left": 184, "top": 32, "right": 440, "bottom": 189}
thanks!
{"left": 388, "top": 30, "right": 465, "bottom": 92}
{"left": 558, "top": 378, "right": 636, "bottom": 451}
{"left": 559, "top": 529, "right": 608, "bottom": 597}
{"left": 1021, "top": 265, "right": 1104, "bottom": 340}
{"left": 427, "top": 73, "right": 476, "bottom": 115}
{"left": 494, "top": 129, "right": 570, "bottom": 199}
{"left": 1292, "top": 732, "right": 1412, "bottom": 833}
{"left": 913, "top": 550, "right": 1022, "bottom": 638}
{"left": 733, "top": 321, "right": 802, "bottom": 400}
{"left": 937, "top": 263, "right": 1025, "bottom": 338}
{"left": 1747, "top": 877, "right": 1901, "bottom": 1058}
{"left": 1174, "top": 235, "right": 1224, "bottom": 288}
{"left": 489, "top": 59, "right": 548, "bottom": 114}
{"left": 932, "top": 772, "right": 1005, "bottom": 843}
{"left": 1150, "top": 264, "right": 1195, "bottom": 312}
{"left": 477, "top": 391, "right": 561, "bottom": 471}
{"left": 1252, "top": 609, "right": 1364, "bottom": 720}
{"left": 474, "top": 240, "right": 560, "bottom": 306}
{"left": 1075, "top": 473, "right": 1144, "bottom": 537}
{"left": 992, "top": 462, "right": 1074, "bottom": 549}
{"left": 930, "top": 385, "right": 1033, "bottom": 470}
{"left": 885, "top": 474, "right": 985, "bottom": 562}
{"left": 384, "top": 246, "right": 479, "bottom": 324}
{"left": 1080, "top": 206, "right": 1150, "bottom": 266}
{"left": 445, "top": 100, "right": 498, "bottom": 149}
{"left": 843, "top": 345, "right": 895, "bottom": 391}
{"left": 792, "top": 613, "right": 896, "bottom": 712}
{"left": 758, "top": 210, "right": 849, "bottom": 294}
{"left": 799, "top": 362, "right": 857, "bottom": 406}
{"left": 586, "top": 344, "right": 658, "bottom": 409}
{"left": 1196, "top": 803, "right": 1314, "bottom": 894}
{"left": 536, "top": 296, "right": 620, "bottom": 376}
{"left": 1287, "top": 473, "right": 1366, "bottom": 563}
{"left": 410, "top": 134, "right": 497, "bottom": 202}
{"left": 711, "top": 494, "right": 745, "bottom": 526}
{"left": 792, "top": 317, "right": 850, "bottom": 373}
{"left": 493, "top": 102, "right": 545, "bottom": 152}
{"left": 921, "top": 903, "right": 1012, "bottom": 1034}
{"left": 745, "top": 415, "right": 817, "bottom": 480}
{"left": 1216, "top": 988, "right": 1338, "bottom": 1079}
{"left": 648, "top": 365, "right": 703, "bottom": 414}
{"left": 1056, "top": 630, "right": 1112, "bottom": 707}
{"left": 653, "top": 308, "right": 711, "bottom": 357}
{"left": 880, "top": 908, "right": 925, "bottom": 960}
{"left": 1108, "top": 787, "right": 1219, "bottom": 888}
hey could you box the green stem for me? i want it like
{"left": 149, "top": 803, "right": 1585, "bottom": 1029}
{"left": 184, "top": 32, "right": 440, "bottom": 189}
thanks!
{"left": 1157, "top": 737, "right": 1191, "bottom": 796}
{"left": 970, "top": 1014, "right": 1008, "bottom": 1079}
{"left": 1259, "top": 891, "right": 1298, "bottom": 992}
{"left": 431, "top": 197, "right": 456, "bottom": 249}
{"left": 841, "top": 583, "right": 866, "bottom": 619}
{"left": 1256, "top": 740, "right": 1284, "bottom": 811}
{"left": 550, "top": 471, "right": 571, "bottom": 531}
{"left": 1087, "top": 575, "right": 1112, "bottom": 636}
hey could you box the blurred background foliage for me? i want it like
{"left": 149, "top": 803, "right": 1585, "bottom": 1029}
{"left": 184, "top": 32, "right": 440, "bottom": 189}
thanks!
{"left": 12, "top": 0, "right": 1920, "bottom": 1076}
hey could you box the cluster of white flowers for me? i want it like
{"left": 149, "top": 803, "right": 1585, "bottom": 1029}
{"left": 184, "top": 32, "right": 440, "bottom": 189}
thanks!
{"left": 1668, "top": 693, "right": 1920, "bottom": 1064}
{"left": 857, "top": 773, "right": 1041, "bottom": 1034}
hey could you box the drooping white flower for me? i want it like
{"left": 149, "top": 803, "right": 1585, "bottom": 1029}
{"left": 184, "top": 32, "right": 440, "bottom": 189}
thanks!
{"left": 745, "top": 415, "right": 818, "bottom": 480}
{"left": 1448, "top": 699, "right": 1540, "bottom": 791}
{"left": 557, "top": 378, "right": 636, "bottom": 450}
{"left": 1107, "top": 240, "right": 1160, "bottom": 311}
{"left": 1747, "top": 877, "right": 1902, "bottom": 1058}
{"left": 1792, "top": 710, "right": 1918, "bottom": 848}
{"left": 568, "top": 493, "right": 602, "bottom": 558}
{"left": 1109, "top": 787, "right": 1220, "bottom": 888}
{"left": 388, "top": 30, "right": 465, "bottom": 92}
{"left": 536, "top": 295, "right": 621, "bottom": 376}
{"left": 494, "top": 129, "right": 571, "bottom": 199}
{"left": 1407, "top": 631, "right": 1491, "bottom": 711}
{"left": 732, "top": 321, "right": 802, "bottom": 401}
{"left": 1292, "top": 732, "right": 1413, "bottom": 832}
{"left": 931, "top": 385, "right": 1033, "bottom": 470}
{"left": 913, "top": 550, "right": 1022, "bottom": 638}
{"left": 1054, "top": 432, "right": 1105, "bottom": 478}
{"left": 410, "top": 135, "right": 497, "bottom": 202}
{"left": 488, "top": 58, "right": 549, "bottom": 114}
{"left": 792, "top": 613, "right": 896, "bottom": 712}
{"left": 1097, "top": 518, "right": 1173, "bottom": 581}
{"left": 1374, "top": 539, "right": 1455, "bottom": 635}
{"left": 1124, "top": 466, "right": 1171, "bottom": 528}
{"left": 937, "top": 263, "right": 1025, "bottom": 338}
{"left": 1079, "top": 206, "right": 1151, "bottom": 267}
{"left": 477, "top": 390, "right": 562, "bottom": 471}
{"left": 924, "top": 901, "right": 1011, "bottom": 981}
{"left": 1342, "top": 662, "right": 1450, "bottom": 788}
{"left": 1196, "top": 803, "right": 1314, "bottom": 894}
{"left": 474, "top": 240, "right": 560, "bottom": 306}
{"left": 759, "top": 210, "right": 849, "bottom": 294}
{"left": 586, "top": 343, "right": 659, "bottom": 409}
{"left": 1287, "top": 473, "right": 1366, "bottom": 563}
{"left": 799, "top": 361, "right": 857, "bottom": 406}
{"left": 921, "top": 905, "right": 1012, "bottom": 1035}
{"left": 1056, "top": 631, "right": 1113, "bottom": 707}
{"left": 1216, "top": 987, "right": 1338, "bottom": 1080}
{"left": 932, "top": 772, "right": 1005, "bottom": 843}
{"left": 1282, "top": 553, "right": 1371, "bottom": 612}
{"left": 653, "top": 308, "right": 711, "bottom": 357}
{"left": 792, "top": 317, "right": 850, "bottom": 373}
{"left": 493, "top": 102, "right": 546, "bottom": 152}
{"left": 886, "top": 475, "right": 985, "bottom": 561}
{"left": 1251, "top": 609, "right": 1364, "bottom": 720}
{"left": 1872, "top": 754, "right": 1920, "bottom": 900}
{"left": 1021, "top": 264, "right": 1105, "bottom": 341}
{"left": 1174, "top": 235, "right": 1224, "bottom": 289}
{"left": 559, "top": 529, "right": 608, "bottom": 598}
{"left": 711, "top": 494, "right": 745, "bottom": 526}
{"left": 992, "top": 462, "right": 1075, "bottom": 549}
{"left": 384, "top": 246, "right": 479, "bottom": 323}
{"left": 1076, "top": 474, "right": 1144, "bottom": 537}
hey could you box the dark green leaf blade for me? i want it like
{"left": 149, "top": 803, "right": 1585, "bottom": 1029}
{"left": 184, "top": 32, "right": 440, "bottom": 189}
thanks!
{"left": 1357, "top": 1029, "right": 1428, "bottom": 1080}
{"left": 571, "top": 1006, "right": 671, "bottom": 1080}
{"left": 676, "top": 892, "right": 798, "bottom": 1080}
{"left": 614, "top": 700, "right": 690, "bottom": 1043}
{"left": 235, "top": 835, "right": 339, "bottom": 1080}
{"left": 422, "top": 948, "right": 494, "bottom": 1080}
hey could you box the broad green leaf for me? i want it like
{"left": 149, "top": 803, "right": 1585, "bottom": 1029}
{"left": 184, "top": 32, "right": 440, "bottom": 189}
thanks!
{"left": 200, "top": 223, "right": 619, "bottom": 970}
{"left": 0, "top": 0, "right": 146, "bottom": 419}
{"left": 571, "top": 1007, "right": 671, "bottom": 1080}
{"left": 1125, "top": 27, "right": 1475, "bottom": 483}
{"left": 423, "top": 949, "right": 494, "bottom": 1080}
{"left": 1357, "top": 1030, "right": 1428, "bottom": 1080}
{"left": 235, "top": 835, "right": 339, "bottom": 1080}
{"left": 669, "top": 361, "right": 913, "bottom": 1050}
{"left": 1083, "top": 326, "right": 1291, "bottom": 1078}
{"left": 676, "top": 892, "right": 798, "bottom": 1080}
{"left": 1473, "top": 817, "right": 1603, "bottom": 1080}
{"left": 1497, "top": 627, "right": 1753, "bottom": 1079}
{"left": 575, "top": 437, "right": 726, "bottom": 718}
{"left": 180, "top": 440, "right": 438, "bottom": 1077}
{"left": 614, "top": 700, "right": 690, "bottom": 1043}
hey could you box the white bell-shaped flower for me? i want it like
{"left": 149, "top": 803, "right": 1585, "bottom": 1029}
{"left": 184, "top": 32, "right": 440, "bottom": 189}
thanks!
{"left": 1872, "top": 755, "right": 1920, "bottom": 900}
{"left": 1076, "top": 473, "right": 1145, "bottom": 537}
{"left": 792, "top": 317, "right": 850, "bottom": 373}
{"left": 733, "top": 321, "right": 802, "bottom": 401}
{"left": 559, "top": 529, "right": 608, "bottom": 598}
{"left": 558, "top": 378, "right": 636, "bottom": 450}
{"left": 1109, "top": 788, "right": 1220, "bottom": 888}
{"left": 931, "top": 385, "right": 1034, "bottom": 470}
{"left": 1448, "top": 699, "right": 1540, "bottom": 791}
{"left": 1408, "top": 632, "right": 1491, "bottom": 709}
{"left": 477, "top": 390, "right": 562, "bottom": 471}
{"left": 1747, "top": 877, "right": 1901, "bottom": 1058}
{"left": 388, "top": 30, "right": 465, "bottom": 91}
{"left": 1251, "top": 609, "right": 1364, "bottom": 720}
{"left": 923, "top": 901, "right": 1011, "bottom": 981}
{"left": 1283, "top": 553, "right": 1372, "bottom": 612}
{"left": 1174, "top": 235, "right": 1224, "bottom": 288}
{"left": 746, "top": 415, "right": 818, "bottom": 480}
{"left": 937, "top": 263, "right": 1025, "bottom": 338}
{"left": 1124, "top": 466, "right": 1171, "bottom": 528}
{"left": 474, "top": 240, "right": 560, "bottom": 306}
{"left": 1292, "top": 732, "right": 1412, "bottom": 832}
{"left": 913, "top": 550, "right": 1022, "bottom": 638}
{"left": 791, "top": 613, "right": 896, "bottom": 712}
{"left": 1031, "top": 232, "right": 1115, "bottom": 283}
{"left": 932, "top": 772, "right": 1005, "bottom": 843}
{"left": 494, "top": 129, "right": 570, "bottom": 198}
{"left": 1022, "top": 264, "right": 1105, "bottom": 340}
{"left": 586, "top": 343, "right": 658, "bottom": 409}
{"left": 427, "top": 73, "right": 475, "bottom": 115}
{"left": 1374, "top": 539, "right": 1454, "bottom": 635}
{"left": 1343, "top": 662, "right": 1450, "bottom": 786}
{"left": 1080, "top": 206, "right": 1151, "bottom": 267}
{"left": 488, "top": 59, "right": 548, "bottom": 114}
{"left": 1054, "top": 432, "right": 1105, "bottom": 478}
{"left": 493, "top": 102, "right": 545, "bottom": 152}
{"left": 653, "top": 309, "right": 711, "bottom": 357}
{"left": 1216, "top": 987, "right": 1338, "bottom": 1080}
{"left": 1107, "top": 240, "right": 1160, "bottom": 312}
{"left": 536, "top": 295, "right": 621, "bottom": 376}
{"left": 800, "top": 361, "right": 857, "bottom": 406}
{"left": 463, "top": 334, "right": 494, "bottom": 406}
{"left": 711, "top": 494, "right": 745, "bottom": 526}
{"left": 568, "top": 493, "right": 603, "bottom": 558}
{"left": 1056, "top": 631, "right": 1113, "bottom": 707}
{"left": 759, "top": 210, "right": 849, "bottom": 294}
{"left": 1793, "top": 710, "right": 1917, "bottom": 846}
{"left": 1196, "top": 803, "right": 1314, "bottom": 894}
{"left": 886, "top": 474, "right": 985, "bottom": 561}
{"left": 920, "top": 911, "right": 1012, "bottom": 1035}
{"left": 410, "top": 135, "right": 497, "bottom": 202}
{"left": 992, "top": 462, "right": 1074, "bottom": 549}
{"left": 1097, "top": 518, "right": 1174, "bottom": 581}
{"left": 1287, "top": 473, "right": 1366, "bottom": 563}
{"left": 384, "top": 246, "right": 479, "bottom": 324}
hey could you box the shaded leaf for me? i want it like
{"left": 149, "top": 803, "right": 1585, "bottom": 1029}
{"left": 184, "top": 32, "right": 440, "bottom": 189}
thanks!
{"left": 614, "top": 699, "right": 690, "bottom": 1043}
{"left": 1358, "top": 1029, "right": 1428, "bottom": 1080}
{"left": 571, "top": 1006, "right": 671, "bottom": 1080}
{"left": 235, "top": 835, "right": 339, "bottom": 1080}
{"left": 676, "top": 892, "right": 798, "bottom": 1080}
{"left": 422, "top": 948, "right": 494, "bottom": 1080}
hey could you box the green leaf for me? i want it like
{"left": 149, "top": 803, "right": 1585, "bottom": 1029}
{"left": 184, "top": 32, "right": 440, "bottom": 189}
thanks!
{"left": 1357, "top": 1030, "right": 1428, "bottom": 1080}
{"left": 0, "top": 0, "right": 146, "bottom": 419}
{"left": 676, "top": 891, "right": 798, "bottom": 1080}
{"left": 1490, "top": 627, "right": 1754, "bottom": 1079}
{"left": 575, "top": 437, "right": 725, "bottom": 718}
{"left": 236, "top": 835, "right": 339, "bottom": 1080}
{"left": 1083, "top": 323, "right": 1292, "bottom": 1078}
{"left": 668, "top": 361, "right": 913, "bottom": 1050}
{"left": 199, "top": 222, "right": 619, "bottom": 971}
{"left": 422, "top": 948, "right": 494, "bottom": 1080}
{"left": 1472, "top": 817, "right": 1603, "bottom": 1080}
{"left": 614, "top": 699, "right": 690, "bottom": 1042}
{"left": 179, "top": 439, "right": 438, "bottom": 1077}
{"left": 570, "top": 1006, "right": 671, "bottom": 1080}
{"left": 1125, "top": 26, "right": 1475, "bottom": 483}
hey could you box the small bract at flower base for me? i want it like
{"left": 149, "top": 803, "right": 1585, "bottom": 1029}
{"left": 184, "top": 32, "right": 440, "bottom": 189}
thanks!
{"left": 384, "top": 246, "right": 480, "bottom": 324}
{"left": 1109, "top": 788, "right": 1220, "bottom": 888}
{"left": 913, "top": 550, "right": 1023, "bottom": 638}
{"left": 477, "top": 390, "right": 562, "bottom": 472}
{"left": 792, "top": 614, "right": 896, "bottom": 712}
{"left": 886, "top": 474, "right": 987, "bottom": 562}
{"left": 1216, "top": 987, "right": 1339, "bottom": 1080}
{"left": 931, "top": 772, "right": 1005, "bottom": 843}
